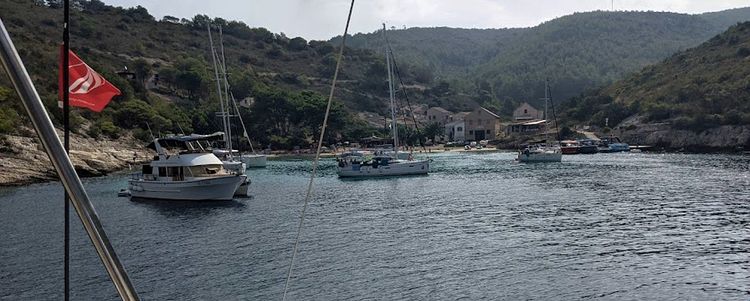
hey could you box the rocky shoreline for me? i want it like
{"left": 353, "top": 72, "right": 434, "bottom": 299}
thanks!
{"left": 0, "top": 130, "right": 150, "bottom": 187}
{"left": 2, "top": 123, "right": 748, "bottom": 187}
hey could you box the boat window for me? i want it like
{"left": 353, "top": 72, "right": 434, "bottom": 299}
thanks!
{"left": 182, "top": 167, "right": 193, "bottom": 177}
{"left": 158, "top": 167, "right": 166, "bottom": 177}
{"left": 167, "top": 167, "right": 179, "bottom": 176}
{"left": 188, "top": 165, "right": 225, "bottom": 176}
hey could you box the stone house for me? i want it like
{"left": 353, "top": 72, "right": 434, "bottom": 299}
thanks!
{"left": 464, "top": 107, "right": 502, "bottom": 141}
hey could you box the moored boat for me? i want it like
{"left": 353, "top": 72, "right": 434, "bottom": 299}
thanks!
{"left": 336, "top": 24, "right": 430, "bottom": 177}
{"left": 128, "top": 133, "right": 246, "bottom": 201}
{"left": 560, "top": 140, "right": 580, "bottom": 154}
{"left": 518, "top": 143, "right": 563, "bottom": 162}
{"left": 577, "top": 139, "right": 599, "bottom": 154}
{"left": 516, "top": 80, "right": 562, "bottom": 163}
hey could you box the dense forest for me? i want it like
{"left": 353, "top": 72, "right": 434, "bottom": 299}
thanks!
{"left": 0, "top": 0, "right": 435, "bottom": 149}
{"left": 561, "top": 21, "right": 750, "bottom": 132}
{"left": 333, "top": 8, "right": 750, "bottom": 115}
{"left": 2, "top": 0, "right": 750, "bottom": 150}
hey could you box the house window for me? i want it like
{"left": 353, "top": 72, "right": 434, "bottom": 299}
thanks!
{"left": 486, "top": 130, "right": 490, "bottom": 134}
{"left": 524, "top": 109, "right": 528, "bottom": 114}
{"left": 457, "top": 127, "right": 463, "bottom": 132}
{"left": 469, "top": 130, "right": 474, "bottom": 135}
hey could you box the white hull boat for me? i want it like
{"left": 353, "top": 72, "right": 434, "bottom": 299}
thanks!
{"left": 221, "top": 160, "right": 250, "bottom": 196}
{"left": 241, "top": 154, "right": 267, "bottom": 168}
{"left": 336, "top": 24, "right": 431, "bottom": 179}
{"left": 129, "top": 175, "right": 245, "bottom": 201}
{"left": 517, "top": 149, "right": 562, "bottom": 163}
{"left": 338, "top": 159, "right": 429, "bottom": 178}
{"left": 128, "top": 132, "right": 248, "bottom": 201}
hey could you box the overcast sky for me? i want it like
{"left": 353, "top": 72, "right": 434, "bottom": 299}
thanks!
{"left": 105, "top": 0, "right": 750, "bottom": 40}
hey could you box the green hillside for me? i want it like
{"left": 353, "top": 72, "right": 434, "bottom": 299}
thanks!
{"left": 334, "top": 8, "right": 750, "bottom": 114}
{"left": 0, "top": 0, "right": 430, "bottom": 148}
{"left": 562, "top": 21, "right": 750, "bottom": 132}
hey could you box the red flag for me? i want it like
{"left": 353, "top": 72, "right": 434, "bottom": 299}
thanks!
{"left": 58, "top": 46, "right": 121, "bottom": 112}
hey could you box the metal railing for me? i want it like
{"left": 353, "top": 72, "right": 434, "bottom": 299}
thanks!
{"left": 0, "top": 18, "right": 140, "bottom": 301}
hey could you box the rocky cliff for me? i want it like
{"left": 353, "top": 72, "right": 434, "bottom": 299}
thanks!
{"left": 0, "top": 128, "right": 150, "bottom": 186}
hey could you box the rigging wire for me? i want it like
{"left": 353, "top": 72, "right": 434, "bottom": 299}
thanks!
{"left": 282, "top": 1, "right": 355, "bottom": 300}
{"left": 385, "top": 42, "right": 426, "bottom": 151}
{"left": 548, "top": 81, "right": 562, "bottom": 146}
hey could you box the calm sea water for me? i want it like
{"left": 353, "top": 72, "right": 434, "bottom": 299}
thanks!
{"left": 0, "top": 152, "right": 748, "bottom": 300}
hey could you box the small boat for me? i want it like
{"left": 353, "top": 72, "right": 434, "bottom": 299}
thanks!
{"left": 560, "top": 140, "right": 580, "bottom": 154}
{"left": 336, "top": 24, "right": 429, "bottom": 178}
{"left": 517, "top": 143, "right": 562, "bottom": 162}
{"left": 605, "top": 137, "right": 630, "bottom": 152}
{"left": 577, "top": 139, "right": 599, "bottom": 154}
{"left": 117, "top": 189, "right": 130, "bottom": 197}
{"left": 128, "top": 133, "right": 246, "bottom": 201}
{"left": 516, "top": 80, "right": 562, "bottom": 163}
{"left": 241, "top": 154, "right": 267, "bottom": 168}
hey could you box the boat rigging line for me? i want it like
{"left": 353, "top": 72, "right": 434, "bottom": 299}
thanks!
{"left": 547, "top": 80, "right": 562, "bottom": 146}
{"left": 281, "top": 1, "right": 355, "bottom": 300}
{"left": 384, "top": 37, "right": 427, "bottom": 152}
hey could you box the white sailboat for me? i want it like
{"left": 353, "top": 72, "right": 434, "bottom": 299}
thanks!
{"left": 128, "top": 133, "right": 246, "bottom": 201}
{"left": 229, "top": 93, "right": 268, "bottom": 168}
{"left": 208, "top": 24, "right": 251, "bottom": 195}
{"left": 517, "top": 80, "right": 562, "bottom": 163}
{"left": 213, "top": 24, "right": 267, "bottom": 169}
{"left": 337, "top": 24, "right": 430, "bottom": 178}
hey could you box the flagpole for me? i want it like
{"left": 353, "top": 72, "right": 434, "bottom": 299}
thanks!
{"left": 62, "top": 0, "right": 70, "bottom": 300}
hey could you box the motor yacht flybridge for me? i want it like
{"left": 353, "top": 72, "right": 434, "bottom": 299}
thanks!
{"left": 128, "top": 132, "right": 246, "bottom": 201}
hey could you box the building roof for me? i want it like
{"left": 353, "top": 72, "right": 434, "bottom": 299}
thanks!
{"left": 427, "top": 107, "right": 452, "bottom": 115}
{"left": 478, "top": 107, "right": 501, "bottom": 119}
{"left": 445, "top": 120, "right": 464, "bottom": 127}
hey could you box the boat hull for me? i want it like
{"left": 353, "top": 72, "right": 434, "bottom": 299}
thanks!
{"left": 337, "top": 160, "right": 429, "bottom": 178}
{"left": 128, "top": 175, "right": 245, "bottom": 201}
{"left": 517, "top": 152, "right": 562, "bottom": 163}
{"left": 222, "top": 160, "right": 250, "bottom": 196}
{"left": 241, "top": 155, "right": 267, "bottom": 168}
{"left": 561, "top": 147, "right": 579, "bottom": 154}
{"left": 578, "top": 145, "right": 598, "bottom": 154}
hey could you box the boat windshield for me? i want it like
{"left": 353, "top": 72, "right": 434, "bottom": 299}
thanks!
{"left": 186, "top": 164, "right": 227, "bottom": 177}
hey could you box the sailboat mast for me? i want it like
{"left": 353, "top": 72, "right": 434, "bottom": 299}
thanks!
{"left": 218, "top": 25, "right": 233, "bottom": 157}
{"left": 207, "top": 24, "right": 229, "bottom": 152}
{"left": 544, "top": 79, "right": 550, "bottom": 144}
{"left": 383, "top": 23, "right": 398, "bottom": 155}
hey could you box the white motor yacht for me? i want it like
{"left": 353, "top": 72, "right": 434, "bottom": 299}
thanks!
{"left": 128, "top": 133, "right": 246, "bottom": 201}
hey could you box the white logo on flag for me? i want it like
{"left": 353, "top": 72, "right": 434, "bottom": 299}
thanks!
{"left": 69, "top": 62, "right": 105, "bottom": 94}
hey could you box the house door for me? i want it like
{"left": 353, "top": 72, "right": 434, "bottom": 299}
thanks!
{"left": 475, "top": 130, "right": 486, "bottom": 141}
